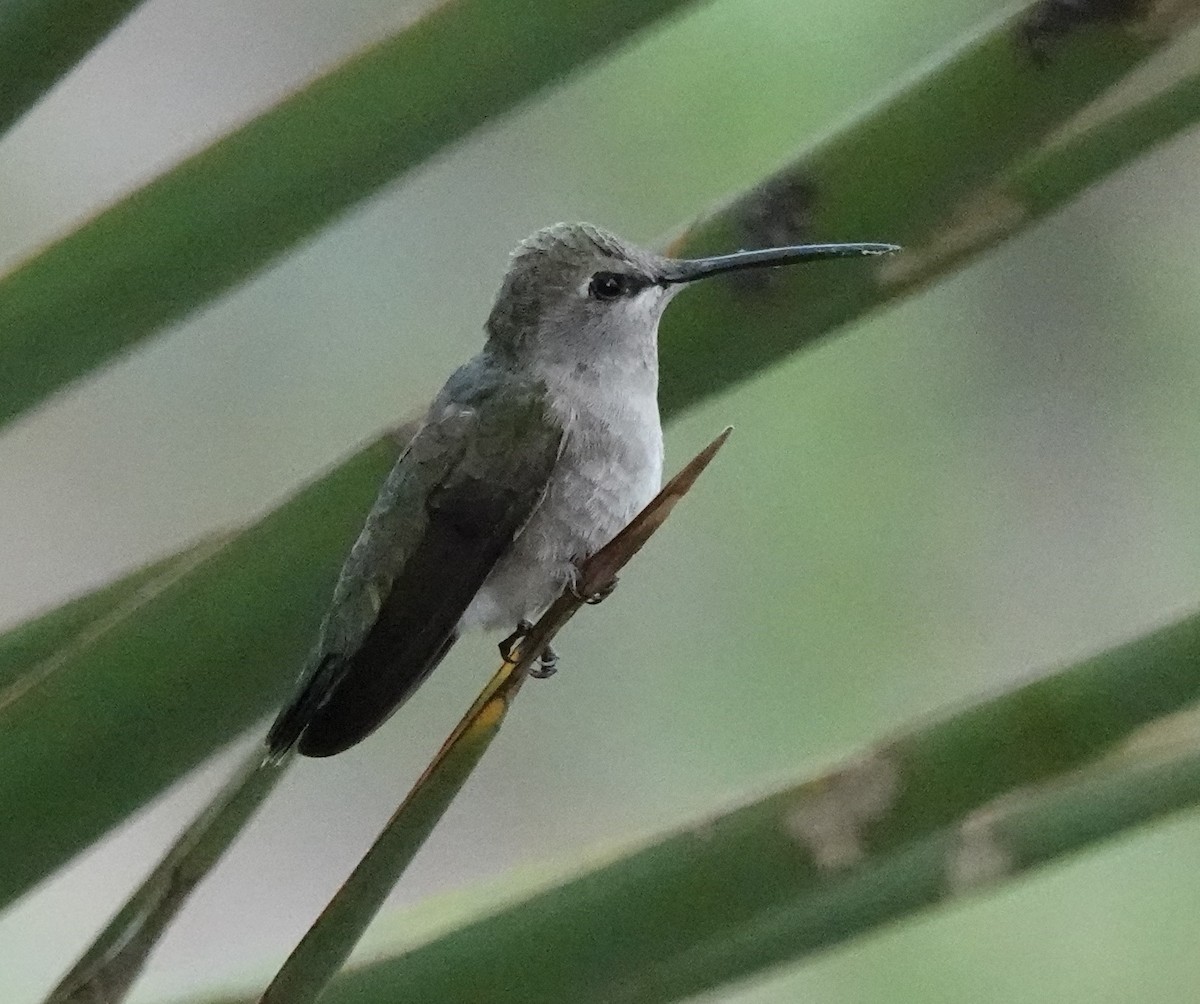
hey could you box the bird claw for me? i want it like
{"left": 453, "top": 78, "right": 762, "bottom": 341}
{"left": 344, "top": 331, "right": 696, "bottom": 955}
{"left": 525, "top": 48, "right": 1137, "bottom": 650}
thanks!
{"left": 570, "top": 575, "right": 618, "bottom": 605}
{"left": 498, "top": 619, "right": 533, "bottom": 663}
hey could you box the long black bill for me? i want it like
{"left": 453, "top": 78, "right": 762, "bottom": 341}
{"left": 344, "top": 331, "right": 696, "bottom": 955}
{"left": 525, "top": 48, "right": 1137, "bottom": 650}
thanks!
{"left": 660, "top": 241, "right": 900, "bottom": 284}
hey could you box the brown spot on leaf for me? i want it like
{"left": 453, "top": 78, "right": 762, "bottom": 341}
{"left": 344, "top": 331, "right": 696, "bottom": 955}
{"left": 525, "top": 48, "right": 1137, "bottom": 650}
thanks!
{"left": 947, "top": 810, "right": 1014, "bottom": 893}
{"left": 738, "top": 173, "right": 819, "bottom": 248}
{"left": 1018, "top": 0, "right": 1148, "bottom": 62}
{"left": 783, "top": 752, "right": 901, "bottom": 871}
{"left": 729, "top": 173, "right": 819, "bottom": 291}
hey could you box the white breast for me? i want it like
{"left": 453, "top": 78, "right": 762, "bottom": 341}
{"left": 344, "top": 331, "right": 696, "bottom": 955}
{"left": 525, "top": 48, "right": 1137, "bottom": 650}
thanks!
{"left": 460, "top": 367, "right": 663, "bottom": 632}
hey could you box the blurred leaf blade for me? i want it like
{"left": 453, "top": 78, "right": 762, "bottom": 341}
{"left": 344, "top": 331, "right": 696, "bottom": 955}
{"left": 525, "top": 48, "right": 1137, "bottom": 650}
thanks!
{"left": 205, "top": 612, "right": 1200, "bottom": 1004}
{"left": 46, "top": 749, "right": 287, "bottom": 1004}
{"left": 0, "top": 0, "right": 146, "bottom": 135}
{"left": 0, "top": 0, "right": 697, "bottom": 429}
{"left": 0, "top": 436, "right": 402, "bottom": 910}
{"left": 658, "top": 2, "right": 1200, "bottom": 416}
{"left": 1011, "top": 65, "right": 1200, "bottom": 213}
{"left": 0, "top": 538, "right": 225, "bottom": 696}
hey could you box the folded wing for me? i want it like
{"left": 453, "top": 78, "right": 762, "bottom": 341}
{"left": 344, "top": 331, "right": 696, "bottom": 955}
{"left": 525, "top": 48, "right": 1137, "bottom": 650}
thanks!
{"left": 267, "top": 362, "right": 562, "bottom": 758}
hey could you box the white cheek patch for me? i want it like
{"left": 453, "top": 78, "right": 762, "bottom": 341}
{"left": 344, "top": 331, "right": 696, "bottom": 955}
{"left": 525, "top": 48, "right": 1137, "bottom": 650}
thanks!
{"left": 630, "top": 285, "right": 669, "bottom": 322}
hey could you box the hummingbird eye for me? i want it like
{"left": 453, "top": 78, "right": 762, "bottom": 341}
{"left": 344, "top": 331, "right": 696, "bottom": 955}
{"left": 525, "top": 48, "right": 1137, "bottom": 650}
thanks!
{"left": 587, "top": 271, "right": 636, "bottom": 300}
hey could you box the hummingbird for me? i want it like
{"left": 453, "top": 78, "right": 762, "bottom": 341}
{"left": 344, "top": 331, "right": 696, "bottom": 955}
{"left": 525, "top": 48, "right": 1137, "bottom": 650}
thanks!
{"left": 266, "top": 223, "right": 897, "bottom": 759}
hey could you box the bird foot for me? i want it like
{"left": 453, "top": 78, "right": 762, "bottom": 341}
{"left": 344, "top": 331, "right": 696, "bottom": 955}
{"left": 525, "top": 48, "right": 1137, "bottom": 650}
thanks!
{"left": 570, "top": 575, "right": 618, "bottom": 606}
{"left": 530, "top": 644, "right": 559, "bottom": 679}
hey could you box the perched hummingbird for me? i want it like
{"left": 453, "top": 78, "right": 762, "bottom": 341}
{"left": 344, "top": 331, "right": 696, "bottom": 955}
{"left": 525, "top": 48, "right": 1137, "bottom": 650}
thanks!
{"left": 266, "top": 223, "right": 897, "bottom": 759}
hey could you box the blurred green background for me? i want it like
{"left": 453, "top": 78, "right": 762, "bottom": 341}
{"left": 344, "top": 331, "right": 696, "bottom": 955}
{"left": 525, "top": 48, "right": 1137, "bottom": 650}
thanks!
{"left": 3, "top": 0, "right": 1200, "bottom": 1000}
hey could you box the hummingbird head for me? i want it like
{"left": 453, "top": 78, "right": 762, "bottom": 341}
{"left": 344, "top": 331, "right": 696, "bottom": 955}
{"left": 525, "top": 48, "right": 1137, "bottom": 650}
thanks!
{"left": 485, "top": 222, "right": 898, "bottom": 369}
